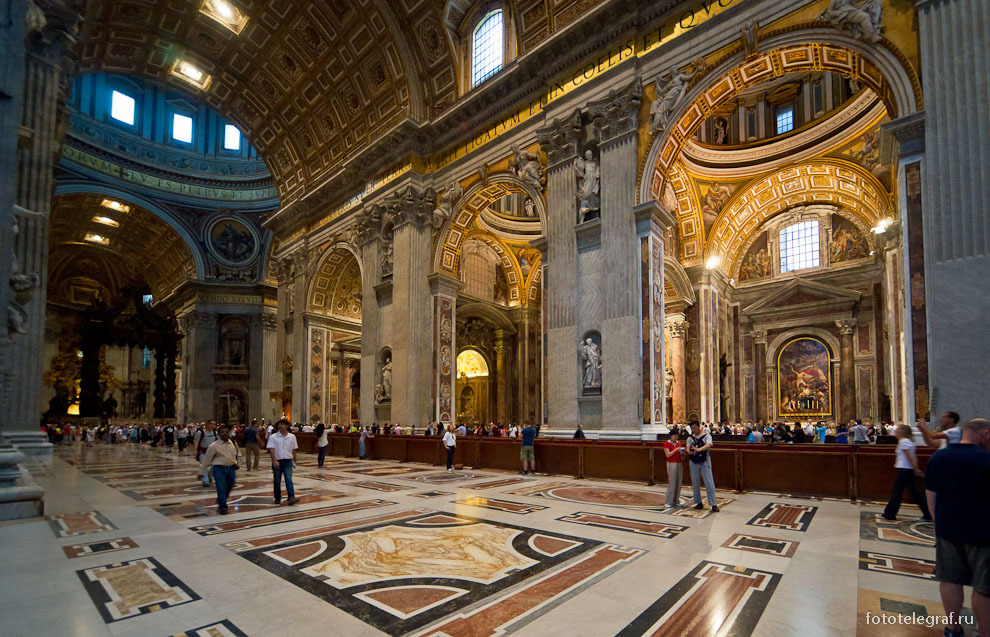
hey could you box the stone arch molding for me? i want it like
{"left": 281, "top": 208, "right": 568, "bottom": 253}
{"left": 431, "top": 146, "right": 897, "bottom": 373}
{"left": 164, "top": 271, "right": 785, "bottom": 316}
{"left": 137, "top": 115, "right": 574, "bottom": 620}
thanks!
{"left": 640, "top": 32, "right": 922, "bottom": 204}
{"left": 54, "top": 182, "right": 207, "bottom": 280}
{"left": 308, "top": 242, "right": 363, "bottom": 321}
{"left": 707, "top": 160, "right": 891, "bottom": 273}
{"left": 766, "top": 327, "right": 841, "bottom": 368}
{"left": 432, "top": 173, "right": 547, "bottom": 276}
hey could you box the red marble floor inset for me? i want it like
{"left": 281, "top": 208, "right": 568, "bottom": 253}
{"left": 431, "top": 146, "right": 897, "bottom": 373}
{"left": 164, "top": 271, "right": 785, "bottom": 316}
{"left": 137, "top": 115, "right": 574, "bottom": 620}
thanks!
{"left": 121, "top": 479, "right": 273, "bottom": 501}
{"left": 341, "top": 466, "right": 434, "bottom": 477}
{"left": 722, "top": 533, "right": 799, "bottom": 558}
{"left": 357, "top": 585, "right": 467, "bottom": 619}
{"left": 454, "top": 497, "right": 547, "bottom": 514}
{"left": 557, "top": 512, "right": 687, "bottom": 539}
{"left": 46, "top": 511, "right": 118, "bottom": 538}
{"left": 859, "top": 551, "right": 935, "bottom": 580}
{"left": 63, "top": 537, "right": 139, "bottom": 559}
{"left": 147, "top": 488, "right": 351, "bottom": 520}
{"left": 414, "top": 544, "right": 642, "bottom": 637}
{"left": 506, "top": 483, "right": 731, "bottom": 518}
{"left": 529, "top": 535, "right": 582, "bottom": 557}
{"left": 469, "top": 478, "right": 530, "bottom": 490}
{"left": 195, "top": 499, "right": 399, "bottom": 537}
{"left": 746, "top": 502, "right": 818, "bottom": 532}
{"left": 344, "top": 480, "right": 413, "bottom": 492}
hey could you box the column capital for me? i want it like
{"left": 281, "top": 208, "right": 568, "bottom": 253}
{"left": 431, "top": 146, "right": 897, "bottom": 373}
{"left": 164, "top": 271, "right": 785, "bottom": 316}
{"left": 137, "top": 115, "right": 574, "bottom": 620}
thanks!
{"left": 752, "top": 329, "right": 768, "bottom": 345}
{"left": 536, "top": 110, "right": 582, "bottom": 167}
{"left": 664, "top": 312, "right": 688, "bottom": 337}
{"left": 428, "top": 272, "right": 464, "bottom": 297}
{"left": 835, "top": 319, "right": 858, "bottom": 335}
{"left": 589, "top": 79, "right": 643, "bottom": 142}
{"left": 883, "top": 111, "right": 925, "bottom": 157}
{"left": 633, "top": 200, "right": 676, "bottom": 232}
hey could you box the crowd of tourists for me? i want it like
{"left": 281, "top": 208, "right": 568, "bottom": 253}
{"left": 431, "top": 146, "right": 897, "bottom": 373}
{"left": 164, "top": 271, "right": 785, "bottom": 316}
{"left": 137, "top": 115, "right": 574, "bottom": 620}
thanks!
{"left": 663, "top": 419, "right": 901, "bottom": 444}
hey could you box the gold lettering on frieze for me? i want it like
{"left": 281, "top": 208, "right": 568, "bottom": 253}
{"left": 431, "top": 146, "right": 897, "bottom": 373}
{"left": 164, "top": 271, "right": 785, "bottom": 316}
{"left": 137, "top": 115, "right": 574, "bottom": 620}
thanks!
{"left": 196, "top": 294, "right": 264, "bottom": 305}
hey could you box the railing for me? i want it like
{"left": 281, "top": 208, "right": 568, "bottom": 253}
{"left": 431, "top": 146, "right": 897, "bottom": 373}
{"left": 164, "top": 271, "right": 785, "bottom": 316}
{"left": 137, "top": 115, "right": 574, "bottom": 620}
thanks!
{"left": 267, "top": 433, "right": 931, "bottom": 502}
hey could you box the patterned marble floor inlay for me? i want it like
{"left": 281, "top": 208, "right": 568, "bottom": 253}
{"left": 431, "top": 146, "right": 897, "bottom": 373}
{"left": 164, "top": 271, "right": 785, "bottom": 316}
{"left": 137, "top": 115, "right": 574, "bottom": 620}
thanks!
{"left": 171, "top": 619, "right": 247, "bottom": 636}
{"left": 77, "top": 557, "right": 200, "bottom": 623}
{"left": 189, "top": 499, "right": 397, "bottom": 536}
{"left": 859, "top": 551, "right": 935, "bottom": 580}
{"left": 63, "top": 537, "right": 139, "bottom": 559}
{"left": 504, "top": 483, "right": 732, "bottom": 519}
{"left": 454, "top": 496, "right": 548, "bottom": 514}
{"left": 222, "top": 509, "right": 433, "bottom": 552}
{"left": 557, "top": 512, "right": 688, "bottom": 538}
{"left": 468, "top": 477, "right": 531, "bottom": 490}
{"left": 235, "top": 511, "right": 600, "bottom": 635}
{"left": 147, "top": 488, "right": 351, "bottom": 520}
{"left": 721, "top": 533, "right": 799, "bottom": 558}
{"left": 46, "top": 511, "right": 118, "bottom": 538}
{"left": 406, "top": 471, "right": 492, "bottom": 484}
{"left": 746, "top": 502, "right": 818, "bottom": 531}
{"left": 120, "top": 479, "right": 273, "bottom": 501}
{"left": 344, "top": 480, "right": 413, "bottom": 492}
{"left": 408, "top": 491, "right": 452, "bottom": 499}
{"left": 856, "top": 589, "right": 967, "bottom": 636}
{"left": 411, "top": 544, "right": 643, "bottom": 637}
{"left": 860, "top": 511, "right": 936, "bottom": 547}
{"left": 302, "top": 473, "right": 348, "bottom": 483}
{"left": 616, "top": 561, "right": 781, "bottom": 636}
{"left": 342, "top": 466, "right": 434, "bottom": 476}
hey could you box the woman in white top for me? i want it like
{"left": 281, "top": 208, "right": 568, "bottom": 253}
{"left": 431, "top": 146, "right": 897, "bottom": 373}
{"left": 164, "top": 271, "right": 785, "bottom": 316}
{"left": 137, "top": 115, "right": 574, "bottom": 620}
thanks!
{"left": 442, "top": 425, "right": 457, "bottom": 472}
{"left": 882, "top": 424, "right": 933, "bottom": 521}
{"left": 315, "top": 423, "right": 328, "bottom": 468}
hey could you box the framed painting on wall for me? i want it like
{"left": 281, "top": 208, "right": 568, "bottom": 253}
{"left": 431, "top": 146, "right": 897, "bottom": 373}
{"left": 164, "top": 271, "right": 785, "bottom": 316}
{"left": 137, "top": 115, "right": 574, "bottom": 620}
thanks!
{"left": 776, "top": 337, "right": 832, "bottom": 419}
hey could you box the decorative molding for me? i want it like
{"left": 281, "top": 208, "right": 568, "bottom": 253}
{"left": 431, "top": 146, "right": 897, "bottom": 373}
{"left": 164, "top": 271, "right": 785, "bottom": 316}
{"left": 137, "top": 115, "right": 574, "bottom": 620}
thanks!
{"left": 536, "top": 111, "right": 582, "bottom": 167}
{"left": 589, "top": 79, "right": 643, "bottom": 142}
{"left": 835, "top": 318, "right": 858, "bottom": 335}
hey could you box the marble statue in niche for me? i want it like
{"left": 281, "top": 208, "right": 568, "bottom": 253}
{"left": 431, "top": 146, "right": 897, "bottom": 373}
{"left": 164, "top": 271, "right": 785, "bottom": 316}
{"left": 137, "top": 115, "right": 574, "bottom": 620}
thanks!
{"left": 380, "top": 356, "right": 392, "bottom": 401}
{"left": 579, "top": 335, "right": 602, "bottom": 394}
{"left": 712, "top": 117, "right": 728, "bottom": 145}
{"left": 819, "top": 0, "right": 883, "bottom": 43}
{"left": 575, "top": 150, "right": 600, "bottom": 222}
{"left": 650, "top": 58, "right": 710, "bottom": 135}
{"left": 510, "top": 146, "right": 545, "bottom": 190}
{"left": 665, "top": 367, "right": 675, "bottom": 398}
{"left": 523, "top": 197, "right": 536, "bottom": 218}
{"left": 380, "top": 241, "right": 393, "bottom": 277}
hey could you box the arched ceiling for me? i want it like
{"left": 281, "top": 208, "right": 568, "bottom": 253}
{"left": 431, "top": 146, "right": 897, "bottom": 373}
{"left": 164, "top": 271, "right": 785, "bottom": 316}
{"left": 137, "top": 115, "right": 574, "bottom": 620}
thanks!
{"left": 77, "top": 0, "right": 459, "bottom": 205}
{"left": 310, "top": 245, "right": 362, "bottom": 322}
{"left": 49, "top": 193, "right": 197, "bottom": 301}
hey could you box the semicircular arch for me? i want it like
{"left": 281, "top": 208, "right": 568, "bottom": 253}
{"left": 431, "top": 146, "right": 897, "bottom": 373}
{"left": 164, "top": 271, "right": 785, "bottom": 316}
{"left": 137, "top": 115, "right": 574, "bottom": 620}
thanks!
{"left": 640, "top": 33, "right": 921, "bottom": 204}
{"left": 308, "top": 242, "right": 363, "bottom": 321}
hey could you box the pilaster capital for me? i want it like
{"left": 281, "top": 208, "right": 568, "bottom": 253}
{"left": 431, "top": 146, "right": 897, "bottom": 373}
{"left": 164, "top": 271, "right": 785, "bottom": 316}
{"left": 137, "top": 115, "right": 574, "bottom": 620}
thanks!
{"left": 882, "top": 112, "right": 925, "bottom": 157}
{"left": 428, "top": 272, "right": 464, "bottom": 298}
{"left": 390, "top": 185, "right": 436, "bottom": 229}
{"left": 633, "top": 200, "right": 676, "bottom": 233}
{"left": 752, "top": 329, "right": 768, "bottom": 345}
{"left": 536, "top": 110, "right": 582, "bottom": 167}
{"left": 835, "top": 319, "right": 857, "bottom": 335}
{"left": 177, "top": 310, "right": 216, "bottom": 332}
{"left": 589, "top": 79, "right": 643, "bottom": 142}
{"left": 665, "top": 313, "right": 688, "bottom": 337}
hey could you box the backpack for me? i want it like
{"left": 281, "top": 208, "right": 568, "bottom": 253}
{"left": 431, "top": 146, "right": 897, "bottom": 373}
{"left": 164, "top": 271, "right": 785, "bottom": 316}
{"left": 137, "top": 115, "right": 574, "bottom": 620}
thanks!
{"left": 688, "top": 434, "right": 709, "bottom": 464}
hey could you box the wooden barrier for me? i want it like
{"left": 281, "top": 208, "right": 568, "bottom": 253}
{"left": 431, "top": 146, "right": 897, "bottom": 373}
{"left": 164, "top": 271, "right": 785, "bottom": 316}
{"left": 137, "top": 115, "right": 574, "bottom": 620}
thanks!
{"left": 307, "top": 434, "right": 932, "bottom": 501}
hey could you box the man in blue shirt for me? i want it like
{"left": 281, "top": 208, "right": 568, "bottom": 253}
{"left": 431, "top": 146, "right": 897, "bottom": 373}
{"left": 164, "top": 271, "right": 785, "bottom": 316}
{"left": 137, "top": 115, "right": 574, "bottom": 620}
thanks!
{"left": 925, "top": 418, "right": 990, "bottom": 637}
{"left": 519, "top": 422, "right": 537, "bottom": 475}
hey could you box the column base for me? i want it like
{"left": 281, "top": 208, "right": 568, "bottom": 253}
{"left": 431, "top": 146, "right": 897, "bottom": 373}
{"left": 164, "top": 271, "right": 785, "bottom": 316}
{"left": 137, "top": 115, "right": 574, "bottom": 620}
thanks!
{"left": 0, "top": 444, "right": 44, "bottom": 520}
{"left": 5, "top": 431, "right": 54, "bottom": 465}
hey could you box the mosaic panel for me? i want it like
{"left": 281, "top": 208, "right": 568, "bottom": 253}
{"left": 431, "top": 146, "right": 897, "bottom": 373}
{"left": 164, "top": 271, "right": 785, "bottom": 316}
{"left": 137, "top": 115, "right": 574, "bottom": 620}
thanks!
{"left": 77, "top": 557, "right": 199, "bottom": 623}
{"left": 747, "top": 503, "right": 818, "bottom": 532}
{"left": 63, "top": 537, "right": 139, "bottom": 559}
{"left": 860, "top": 511, "right": 935, "bottom": 547}
{"left": 558, "top": 512, "right": 687, "bottom": 539}
{"left": 859, "top": 551, "right": 935, "bottom": 581}
{"left": 721, "top": 533, "right": 799, "bottom": 558}
{"left": 46, "top": 511, "right": 117, "bottom": 538}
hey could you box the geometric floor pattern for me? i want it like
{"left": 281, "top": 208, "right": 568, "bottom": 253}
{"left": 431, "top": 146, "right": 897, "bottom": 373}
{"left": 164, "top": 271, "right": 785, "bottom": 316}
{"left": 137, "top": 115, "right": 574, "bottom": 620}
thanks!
{"left": 0, "top": 443, "right": 953, "bottom": 636}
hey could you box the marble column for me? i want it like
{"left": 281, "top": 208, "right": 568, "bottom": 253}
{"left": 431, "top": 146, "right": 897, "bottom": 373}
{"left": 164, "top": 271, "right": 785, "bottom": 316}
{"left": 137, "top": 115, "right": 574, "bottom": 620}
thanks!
{"left": 430, "top": 273, "right": 462, "bottom": 426}
{"left": 666, "top": 314, "right": 688, "bottom": 423}
{"left": 153, "top": 346, "right": 167, "bottom": 418}
{"left": 753, "top": 330, "right": 768, "bottom": 423}
{"left": 510, "top": 307, "right": 540, "bottom": 425}
{"left": 914, "top": 0, "right": 990, "bottom": 419}
{"left": 537, "top": 112, "right": 582, "bottom": 431}
{"left": 837, "top": 319, "right": 857, "bottom": 423}
{"left": 590, "top": 80, "right": 645, "bottom": 432}
{"left": 388, "top": 187, "right": 435, "bottom": 427}
{"left": 289, "top": 250, "right": 315, "bottom": 424}
{"left": 2, "top": 3, "right": 79, "bottom": 464}
{"left": 260, "top": 313, "right": 279, "bottom": 422}
{"left": 355, "top": 218, "right": 382, "bottom": 428}
{"left": 696, "top": 270, "right": 727, "bottom": 423}
{"left": 494, "top": 329, "right": 510, "bottom": 423}
{"left": 79, "top": 336, "right": 101, "bottom": 418}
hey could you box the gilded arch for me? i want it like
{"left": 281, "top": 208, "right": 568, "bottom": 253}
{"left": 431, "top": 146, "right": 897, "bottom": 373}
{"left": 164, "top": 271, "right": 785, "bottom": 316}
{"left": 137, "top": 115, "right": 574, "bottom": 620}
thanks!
{"left": 640, "top": 35, "right": 922, "bottom": 204}
{"left": 309, "top": 242, "right": 363, "bottom": 321}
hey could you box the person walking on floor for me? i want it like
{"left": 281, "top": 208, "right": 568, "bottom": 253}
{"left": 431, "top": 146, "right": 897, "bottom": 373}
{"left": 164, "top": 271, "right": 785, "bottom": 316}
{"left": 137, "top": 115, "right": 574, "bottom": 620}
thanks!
{"left": 267, "top": 419, "right": 299, "bottom": 505}
{"left": 176, "top": 424, "right": 188, "bottom": 453}
{"left": 664, "top": 429, "right": 684, "bottom": 508}
{"left": 315, "top": 422, "right": 328, "bottom": 468}
{"left": 242, "top": 420, "right": 261, "bottom": 471}
{"left": 520, "top": 422, "right": 537, "bottom": 475}
{"left": 200, "top": 424, "right": 240, "bottom": 515}
{"left": 359, "top": 427, "right": 372, "bottom": 460}
{"left": 924, "top": 418, "right": 990, "bottom": 637}
{"left": 194, "top": 422, "right": 218, "bottom": 486}
{"left": 686, "top": 420, "right": 719, "bottom": 512}
{"left": 882, "top": 424, "right": 933, "bottom": 521}
{"left": 442, "top": 424, "right": 456, "bottom": 471}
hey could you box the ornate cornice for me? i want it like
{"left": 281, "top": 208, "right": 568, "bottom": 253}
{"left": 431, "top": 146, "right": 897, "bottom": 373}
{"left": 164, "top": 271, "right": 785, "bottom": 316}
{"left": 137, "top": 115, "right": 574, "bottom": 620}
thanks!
{"left": 537, "top": 110, "right": 582, "bottom": 167}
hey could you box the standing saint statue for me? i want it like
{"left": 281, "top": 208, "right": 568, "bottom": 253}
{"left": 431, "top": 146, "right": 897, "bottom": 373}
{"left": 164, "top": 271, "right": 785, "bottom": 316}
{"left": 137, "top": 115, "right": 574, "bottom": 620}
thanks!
{"left": 381, "top": 358, "right": 392, "bottom": 400}
{"left": 579, "top": 337, "right": 602, "bottom": 390}
{"left": 574, "top": 150, "right": 600, "bottom": 221}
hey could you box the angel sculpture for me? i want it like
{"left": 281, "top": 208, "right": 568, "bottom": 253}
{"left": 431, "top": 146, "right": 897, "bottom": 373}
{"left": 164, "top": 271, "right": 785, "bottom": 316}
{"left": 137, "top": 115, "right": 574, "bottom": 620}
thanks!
{"left": 649, "top": 58, "right": 711, "bottom": 135}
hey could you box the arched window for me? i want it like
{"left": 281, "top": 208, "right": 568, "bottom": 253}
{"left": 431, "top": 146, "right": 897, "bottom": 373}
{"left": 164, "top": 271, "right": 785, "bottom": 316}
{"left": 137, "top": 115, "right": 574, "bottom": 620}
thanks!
{"left": 472, "top": 10, "right": 503, "bottom": 87}
{"left": 779, "top": 220, "right": 820, "bottom": 273}
{"left": 460, "top": 240, "right": 498, "bottom": 301}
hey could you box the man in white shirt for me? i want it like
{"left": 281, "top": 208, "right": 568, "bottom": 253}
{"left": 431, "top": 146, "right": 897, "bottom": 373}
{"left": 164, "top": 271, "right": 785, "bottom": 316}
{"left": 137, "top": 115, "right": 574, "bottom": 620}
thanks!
{"left": 850, "top": 419, "right": 871, "bottom": 444}
{"left": 686, "top": 421, "right": 719, "bottom": 512}
{"left": 918, "top": 411, "right": 963, "bottom": 449}
{"left": 267, "top": 419, "right": 299, "bottom": 505}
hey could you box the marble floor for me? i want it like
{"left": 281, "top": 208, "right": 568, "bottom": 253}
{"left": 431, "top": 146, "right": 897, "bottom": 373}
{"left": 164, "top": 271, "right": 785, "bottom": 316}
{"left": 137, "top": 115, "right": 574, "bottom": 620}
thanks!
{"left": 0, "top": 444, "right": 975, "bottom": 636}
